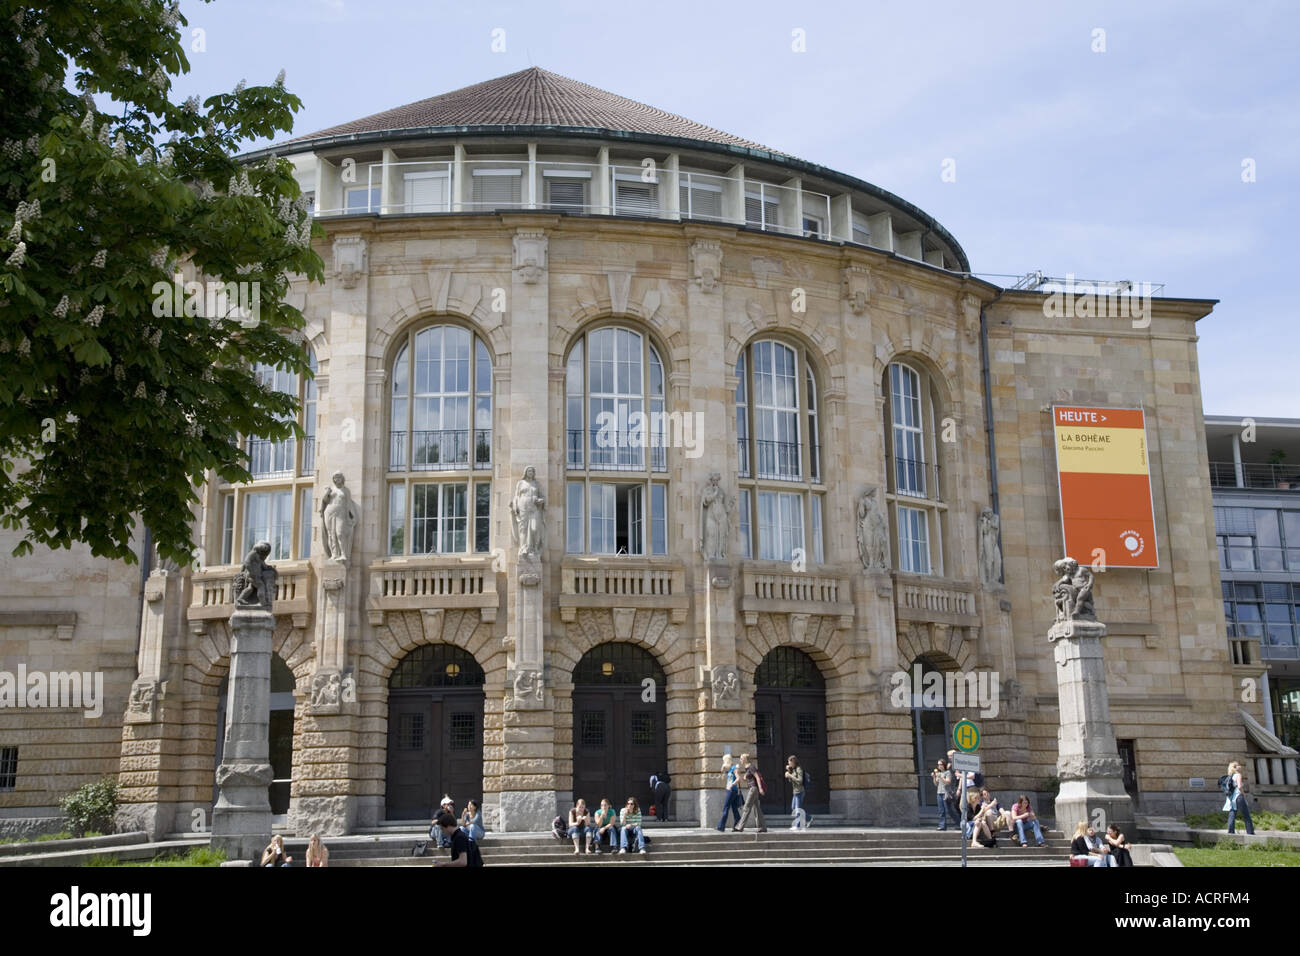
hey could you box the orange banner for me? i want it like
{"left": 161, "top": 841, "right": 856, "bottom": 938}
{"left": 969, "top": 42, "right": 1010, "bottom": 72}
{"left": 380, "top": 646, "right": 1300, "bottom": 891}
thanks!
{"left": 1053, "top": 406, "right": 1158, "bottom": 569}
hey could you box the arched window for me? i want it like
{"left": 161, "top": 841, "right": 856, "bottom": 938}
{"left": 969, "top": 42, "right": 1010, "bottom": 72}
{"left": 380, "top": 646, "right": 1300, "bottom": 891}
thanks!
{"left": 389, "top": 645, "right": 486, "bottom": 688}
{"left": 564, "top": 326, "right": 668, "bottom": 556}
{"left": 735, "top": 339, "right": 825, "bottom": 562}
{"left": 883, "top": 361, "right": 946, "bottom": 575}
{"left": 218, "top": 348, "right": 316, "bottom": 564}
{"left": 386, "top": 324, "right": 493, "bottom": 555}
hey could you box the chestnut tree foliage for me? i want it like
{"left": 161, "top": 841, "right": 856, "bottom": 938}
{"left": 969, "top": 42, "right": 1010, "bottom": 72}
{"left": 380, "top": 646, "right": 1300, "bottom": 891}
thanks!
{"left": 0, "top": 1, "right": 324, "bottom": 565}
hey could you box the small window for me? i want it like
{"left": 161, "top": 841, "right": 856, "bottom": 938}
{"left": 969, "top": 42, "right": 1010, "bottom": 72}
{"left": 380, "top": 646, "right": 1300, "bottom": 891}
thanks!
{"left": 470, "top": 169, "right": 522, "bottom": 209}
{"left": 755, "top": 712, "right": 774, "bottom": 747}
{"left": 0, "top": 747, "right": 15, "bottom": 790}
{"left": 802, "top": 215, "right": 824, "bottom": 239}
{"left": 614, "top": 177, "right": 658, "bottom": 216}
{"left": 448, "top": 712, "right": 476, "bottom": 750}
{"left": 796, "top": 712, "right": 818, "bottom": 747}
{"left": 898, "top": 505, "right": 931, "bottom": 574}
{"left": 398, "top": 714, "right": 424, "bottom": 752}
{"left": 631, "top": 711, "right": 656, "bottom": 746}
{"left": 581, "top": 711, "right": 606, "bottom": 747}
{"left": 345, "top": 185, "right": 380, "bottom": 213}
{"left": 545, "top": 176, "right": 588, "bottom": 211}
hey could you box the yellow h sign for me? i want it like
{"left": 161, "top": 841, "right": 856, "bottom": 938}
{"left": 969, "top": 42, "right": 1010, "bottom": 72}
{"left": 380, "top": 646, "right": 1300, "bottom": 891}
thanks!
{"left": 953, "top": 719, "right": 980, "bottom": 753}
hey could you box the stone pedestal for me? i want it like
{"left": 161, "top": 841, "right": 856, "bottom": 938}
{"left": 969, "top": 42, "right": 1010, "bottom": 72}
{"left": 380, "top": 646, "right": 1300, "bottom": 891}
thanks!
{"left": 210, "top": 608, "right": 274, "bottom": 862}
{"left": 1050, "top": 617, "right": 1135, "bottom": 833}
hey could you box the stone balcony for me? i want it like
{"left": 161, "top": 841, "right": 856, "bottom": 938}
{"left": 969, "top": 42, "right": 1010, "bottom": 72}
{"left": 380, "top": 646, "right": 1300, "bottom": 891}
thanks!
{"left": 187, "top": 561, "right": 314, "bottom": 628}
{"left": 558, "top": 556, "right": 688, "bottom": 624}
{"left": 737, "top": 563, "right": 854, "bottom": 630}
{"left": 366, "top": 556, "right": 501, "bottom": 626}
{"left": 892, "top": 572, "right": 980, "bottom": 627}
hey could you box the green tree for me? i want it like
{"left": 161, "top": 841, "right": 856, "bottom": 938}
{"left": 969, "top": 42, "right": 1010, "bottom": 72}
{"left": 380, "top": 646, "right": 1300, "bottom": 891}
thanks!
{"left": 0, "top": 1, "right": 324, "bottom": 565}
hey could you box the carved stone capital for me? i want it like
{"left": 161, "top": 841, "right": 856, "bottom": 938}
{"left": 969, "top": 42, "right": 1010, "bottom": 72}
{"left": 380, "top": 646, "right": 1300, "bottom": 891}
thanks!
{"left": 513, "top": 229, "right": 548, "bottom": 283}
{"left": 689, "top": 239, "right": 723, "bottom": 292}
{"left": 841, "top": 264, "right": 870, "bottom": 315}
{"left": 332, "top": 234, "right": 368, "bottom": 289}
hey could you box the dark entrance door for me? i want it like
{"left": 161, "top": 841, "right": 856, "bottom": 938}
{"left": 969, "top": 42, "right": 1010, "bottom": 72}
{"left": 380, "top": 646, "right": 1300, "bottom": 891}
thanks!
{"left": 572, "top": 643, "right": 668, "bottom": 816}
{"left": 385, "top": 645, "right": 485, "bottom": 820}
{"left": 754, "top": 647, "right": 829, "bottom": 817}
{"left": 911, "top": 657, "right": 950, "bottom": 811}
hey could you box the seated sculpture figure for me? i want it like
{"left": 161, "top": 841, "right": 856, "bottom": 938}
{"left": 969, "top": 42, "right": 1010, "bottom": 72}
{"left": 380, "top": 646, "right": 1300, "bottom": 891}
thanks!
{"left": 234, "top": 541, "right": 278, "bottom": 610}
{"left": 1052, "top": 557, "right": 1096, "bottom": 622}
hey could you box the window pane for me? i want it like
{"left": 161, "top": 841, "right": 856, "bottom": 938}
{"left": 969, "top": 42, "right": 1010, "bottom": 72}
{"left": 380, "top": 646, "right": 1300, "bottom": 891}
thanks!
{"left": 442, "top": 483, "right": 468, "bottom": 553}
{"left": 758, "top": 491, "right": 779, "bottom": 561}
{"left": 650, "top": 484, "right": 667, "bottom": 556}
{"left": 298, "top": 488, "right": 312, "bottom": 559}
{"left": 738, "top": 489, "right": 752, "bottom": 559}
{"left": 412, "top": 484, "right": 438, "bottom": 553}
{"left": 899, "top": 506, "right": 930, "bottom": 574}
{"left": 590, "top": 483, "right": 616, "bottom": 554}
{"left": 389, "top": 484, "right": 405, "bottom": 555}
{"left": 220, "top": 493, "right": 235, "bottom": 565}
{"left": 811, "top": 494, "right": 823, "bottom": 564}
{"left": 474, "top": 482, "right": 491, "bottom": 553}
{"left": 567, "top": 482, "right": 584, "bottom": 553}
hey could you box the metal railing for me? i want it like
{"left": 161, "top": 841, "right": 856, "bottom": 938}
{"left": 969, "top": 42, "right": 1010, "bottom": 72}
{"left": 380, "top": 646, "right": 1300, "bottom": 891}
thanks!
{"left": 300, "top": 435, "right": 315, "bottom": 476}
{"left": 1210, "top": 460, "right": 1300, "bottom": 490}
{"left": 754, "top": 439, "right": 802, "bottom": 481}
{"left": 246, "top": 437, "right": 295, "bottom": 480}
{"left": 389, "top": 429, "right": 491, "bottom": 472}
{"left": 566, "top": 429, "right": 667, "bottom": 472}
{"left": 892, "top": 457, "right": 942, "bottom": 501}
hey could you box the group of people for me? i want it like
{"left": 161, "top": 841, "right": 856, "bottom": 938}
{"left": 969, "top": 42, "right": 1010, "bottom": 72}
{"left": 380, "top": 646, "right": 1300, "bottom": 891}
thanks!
{"left": 1069, "top": 823, "right": 1134, "bottom": 866}
{"left": 429, "top": 796, "right": 485, "bottom": 848}
{"left": 260, "top": 833, "right": 329, "bottom": 867}
{"left": 715, "top": 753, "right": 813, "bottom": 831}
{"left": 931, "top": 755, "right": 1045, "bottom": 848}
{"left": 561, "top": 797, "right": 650, "bottom": 854}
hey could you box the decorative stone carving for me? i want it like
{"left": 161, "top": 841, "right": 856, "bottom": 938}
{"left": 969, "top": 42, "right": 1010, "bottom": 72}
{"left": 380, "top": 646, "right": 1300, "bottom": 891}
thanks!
{"left": 310, "top": 670, "right": 341, "bottom": 713}
{"left": 789, "top": 613, "right": 809, "bottom": 644}
{"left": 958, "top": 292, "right": 981, "bottom": 344}
{"left": 977, "top": 507, "right": 1003, "bottom": 589}
{"left": 125, "top": 678, "right": 160, "bottom": 723}
{"left": 332, "top": 235, "right": 367, "bottom": 289}
{"left": 513, "top": 229, "right": 547, "bottom": 283}
{"left": 320, "top": 471, "right": 358, "bottom": 564}
{"left": 841, "top": 264, "right": 870, "bottom": 315}
{"left": 856, "top": 487, "right": 889, "bottom": 571}
{"left": 699, "top": 472, "right": 731, "bottom": 560}
{"left": 1057, "top": 755, "right": 1126, "bottom": 781}
{"left": 510, "top": 669, "right": 544, "bottom": 709}
{"left": 1051, "top": 557, "right": 1096, "bottom": 624}
{"left": 689, "top": 239, "right": 722, "bottom": 292}
{"left": 510, "top": 467, "right": 546, "bottom": 558}
{"left": 233, "top": 541, "right": 277, "bottom": 610}
{"left": 709, "top": 666, "right": 740, "bottom": 708}
{"left": 144, "top": 572, "right": 168, "bottom": 603}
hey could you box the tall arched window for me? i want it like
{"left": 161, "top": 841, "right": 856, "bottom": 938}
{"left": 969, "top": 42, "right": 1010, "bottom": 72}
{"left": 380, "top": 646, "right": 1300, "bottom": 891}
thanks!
{"left": 217, "top": 348, "right": 317, "bottom": 564}
{"left": 736, "top": 339, "right": 824, "bottom": 562}
{"left": 386, "top": 324, "right": 492, "bottom": 555}
{"left": 564, "top": 326, "right": 668, "bottom": 556}
{"left": 883, "top": 360, "right": 946, "bottom": 575}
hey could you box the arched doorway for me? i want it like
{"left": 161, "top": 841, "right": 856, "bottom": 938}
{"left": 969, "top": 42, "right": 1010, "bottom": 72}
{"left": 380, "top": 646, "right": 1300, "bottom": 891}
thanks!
{"left": 385, "top": 645, "right": 485, "bottom": 820}
{"left": 755, "top": 647, "right": 829, "bottom": 816}
{"left": 572, "top": 643, "right": 668, "bottom": 815}
{"left": 214, "top": 653, "right": 296, "bottom": 820}
{"left": 910, "top": 656, "right": 950, "bottom": 814}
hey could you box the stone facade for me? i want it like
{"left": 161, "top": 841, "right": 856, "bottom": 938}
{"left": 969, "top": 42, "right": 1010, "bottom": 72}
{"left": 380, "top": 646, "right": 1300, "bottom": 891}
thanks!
{"left": 0, "top": 76, "right": 1250, "bottom": 835}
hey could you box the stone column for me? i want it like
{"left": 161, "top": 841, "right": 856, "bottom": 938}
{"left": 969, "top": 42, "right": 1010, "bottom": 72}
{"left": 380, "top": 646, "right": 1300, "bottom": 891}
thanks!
{"left": 210, "top": 607, "right": 275, "bottom": 862}
{"left": 1050, "top": 617, "right": 1135, "bottom": 834}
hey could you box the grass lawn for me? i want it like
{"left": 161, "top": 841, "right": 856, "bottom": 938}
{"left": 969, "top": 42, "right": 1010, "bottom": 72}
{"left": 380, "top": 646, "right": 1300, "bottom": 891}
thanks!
{"left": 1182, "top": 810, "right": 1300, "bottom": 832}
{"left": 1175, "top": 839, "right": 1300, "bottom": 867}
{"left": 85, "top": 846, "right": 226, "bottom": 867}
{"left": 0, "top": 831, "right": 102, "bottom": 845}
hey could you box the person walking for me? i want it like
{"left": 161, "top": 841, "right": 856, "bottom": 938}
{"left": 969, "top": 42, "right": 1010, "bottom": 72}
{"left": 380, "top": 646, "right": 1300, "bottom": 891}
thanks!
{"left": 715, "top": 754, "right": 742, "bottom": 831}
{"left": 734, "top": 754, "right": 768, "bottom": 833}
{"left": 1224, "top": 760, "right": 1256, "bottom": 835}
{"left": 785, "top": 755, "right": 812, "bottom": 829}
{"left": 931, "top": 758, "right": 960, "bottom": 831}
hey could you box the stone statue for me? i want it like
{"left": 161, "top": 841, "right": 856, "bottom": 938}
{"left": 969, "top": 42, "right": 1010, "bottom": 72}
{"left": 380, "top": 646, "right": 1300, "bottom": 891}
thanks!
{"left": 856, "top": 487, "right": 889, "bottom": 570}
{"left": 978, "top": 507, "right": 1003, "bottom": 588}
{"left": 509, "top": 467, "right": 546, "bottom": 558}
{"left": 699, "top": 472, "right": 731, "bottom": 560}
{"left": 1052, "top": 557, "right": 1096, "bottom": 622}
{"left": 513, "top": 669, "right": 543, "bottom": 704}
{"left": 310, "top": 671, "right": 341, "bottom": 709}
{"left": 710, "top": 665, "right": 739, "bottom": 708}
{"left": 233, "top": 541, "right": 278, "bottom": 610}
{"left": 320, "top": 471, "right": 358, "bottom": 563}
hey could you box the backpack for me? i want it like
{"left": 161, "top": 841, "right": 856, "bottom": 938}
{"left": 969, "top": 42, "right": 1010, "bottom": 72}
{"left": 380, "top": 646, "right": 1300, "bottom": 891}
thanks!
{"left": 801, "top": 769, "right": 812, "bottom": 790}
{"left": 465, "top": 836, "right": 485, "bottom": 868}
{"left": 551, "top": 816, "right": 566, "bottom": 840}
{"left": 754, "top": 770, "right": 766, "bottom": 797}
{"left": 1218, "top": 774, "right": 1236, "bottom": 796}
{"left": 971, "top": 771, "right": 985, "bottom": 789}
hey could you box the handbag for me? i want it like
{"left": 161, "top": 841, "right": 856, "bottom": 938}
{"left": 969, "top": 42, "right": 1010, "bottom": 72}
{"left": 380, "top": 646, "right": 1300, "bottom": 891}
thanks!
{"left": 1068, "top": 856, "right": 1090, "bottom": 867}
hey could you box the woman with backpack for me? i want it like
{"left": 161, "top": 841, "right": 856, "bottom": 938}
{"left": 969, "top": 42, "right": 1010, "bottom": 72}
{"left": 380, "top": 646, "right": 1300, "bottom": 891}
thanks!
{"left": 733, "top": 754, "right": 768, "bottom": 833}
{"left": 1223, "top": 760, "right": 1255, "bottom": 835}
{"left": 784, "top": 755, "right": 812, "bottom": 829}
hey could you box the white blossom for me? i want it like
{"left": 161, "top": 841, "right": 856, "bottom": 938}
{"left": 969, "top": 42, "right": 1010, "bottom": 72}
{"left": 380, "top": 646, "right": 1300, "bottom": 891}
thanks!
{"left": 150, "top": 67, "right": 168, "bottom": 91}
{"left": 134, "top": 381, "right": 147, "bottom": 399}
{"left": 155, "top": 389, "right": 167, "bottom": 405}
{"left": 97, "top": 124, "right": 111, "bottom": 146}
{"left": 113, "top": 132, "right": 127, "bottom": 157}
{"left": 17, "top": 336, "right": 30, "bottom": 355}
{"left": 182, "top": 95, "right": 200, "bottom": 114}
{"left": 6, "top": 221, "right": 20, "bottom": 242}
{"left": 91, "top": 249, "right": 107, "bottom": 268}
{"left": 5, "top": 242, "right": 26, "bottom": 267}
{"left": 53, "top": 295, "right": 69, "bottom": 318}
{"left": 161, "top": 146, "right": 175, "bottom": 167}
{"left": 275, "top": 69, "right": 286, "bottom": 87}
{"left": 85, "top": 305, "right": 104, "bottom": 326}
{"left": 150, "top": 247, "right": 168, "bottom": 269}
{"left": 150, "top": 327, "right": 163, "bottom": 347}
{"left": 234, "top": 78, "right": 246, "bottom": 94}
{"left": 25, "top": 135, "right": 39, "bottom": 155}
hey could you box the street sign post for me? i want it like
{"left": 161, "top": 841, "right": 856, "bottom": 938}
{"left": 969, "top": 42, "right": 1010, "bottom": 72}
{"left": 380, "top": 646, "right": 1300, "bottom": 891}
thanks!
{"left": 950, "top": 725, "right": 980, "bottom": 868}
{"left": 953, "top": 719, "right": 980, "bottom": 753}
{"left": 951, "top": 753, "right": 980, "bottom": 773}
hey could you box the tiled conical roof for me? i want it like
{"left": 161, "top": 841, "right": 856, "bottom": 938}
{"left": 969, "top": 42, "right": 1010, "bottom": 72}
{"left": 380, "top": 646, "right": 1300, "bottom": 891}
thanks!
{"left": 288, "top": 67, "right": 782, "bottom": 153}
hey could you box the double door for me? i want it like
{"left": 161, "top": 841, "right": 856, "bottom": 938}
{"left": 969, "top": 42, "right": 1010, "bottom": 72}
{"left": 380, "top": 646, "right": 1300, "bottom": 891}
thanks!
{"left": 386, "top": 688, "right": 483, "bottom": 820}
{"left": 754, "top": 688, "right": 829, "bottom": 816}
{"left": 572, "top": 685, "right": 667, "bottom": 813}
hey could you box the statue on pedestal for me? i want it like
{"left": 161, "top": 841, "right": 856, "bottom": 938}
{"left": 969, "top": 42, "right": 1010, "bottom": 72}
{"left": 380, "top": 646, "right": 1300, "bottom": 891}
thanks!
{"left": 699, "top": 473, "right": 731, "bottom": 560}
{"left": 233, "top": 541, "right": 277, "bottom": 610}
{"left": 978, "top": 507, "right": 1003, "bottom": 588}
{"left": 1052, "top": 557, "right": 1096, "bottom": 622}
{"left": 510, "top": 466, "right": 546, "bottom": 558}
{"left": 320, "top": 471, "right": 358, "bottom": 564}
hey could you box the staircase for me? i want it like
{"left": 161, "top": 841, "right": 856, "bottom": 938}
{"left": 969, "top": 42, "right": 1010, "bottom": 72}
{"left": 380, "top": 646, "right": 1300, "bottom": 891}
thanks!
{"left": 314, "top": 825, "right": 1073, "bottom": 867}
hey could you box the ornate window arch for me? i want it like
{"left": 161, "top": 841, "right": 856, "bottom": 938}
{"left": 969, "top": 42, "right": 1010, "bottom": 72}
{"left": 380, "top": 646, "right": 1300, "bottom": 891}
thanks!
{"left": 882, "top": 359, "right": 947, "bottom": 575}
{"left": 735, "top": 337, "right": 825, "bottom": 562}
{"left": 385, "top": 322, "right": 493, "bottom": 555}
{"left": 563, "top": 324, "right": 669, "bottom": 556}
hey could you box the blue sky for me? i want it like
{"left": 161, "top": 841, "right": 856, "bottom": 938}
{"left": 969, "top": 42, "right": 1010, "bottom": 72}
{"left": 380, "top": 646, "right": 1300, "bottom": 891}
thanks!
{"left": 172, "top": 0, "right": 1297, "bottom": 417}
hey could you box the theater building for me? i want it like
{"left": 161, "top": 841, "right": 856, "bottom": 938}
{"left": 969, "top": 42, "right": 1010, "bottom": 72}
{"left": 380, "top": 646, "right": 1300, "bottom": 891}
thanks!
{"left": 0, "top": 68, "right": 1265, "bottom": 837}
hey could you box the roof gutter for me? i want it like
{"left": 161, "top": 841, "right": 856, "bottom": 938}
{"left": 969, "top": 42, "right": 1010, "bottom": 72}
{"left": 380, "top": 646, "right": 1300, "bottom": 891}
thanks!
{"left": 980, "top": 287, "right": 1008, "bottom": 584}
